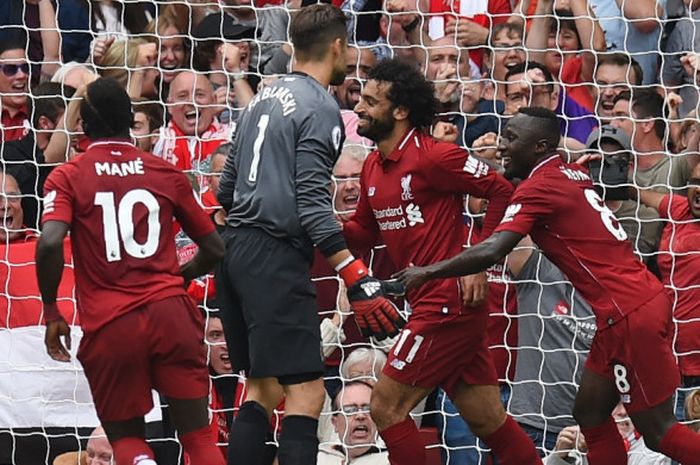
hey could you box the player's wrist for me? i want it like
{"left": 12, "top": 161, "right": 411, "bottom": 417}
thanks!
{"left": 43, "top": 302, "right": 63, "bottom": 323}
{"left": 337, "top": 257, "right": 370, "bottom": 286}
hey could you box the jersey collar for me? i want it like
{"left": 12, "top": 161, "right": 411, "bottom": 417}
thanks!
{"left": 528, "top": 154, "right": 560, "bottom": 178}
{"left": 87, "top": 138, "right": 136, "bottom": 151}
{"left": 384, "top": 128, "right": 417, "bottom": 163}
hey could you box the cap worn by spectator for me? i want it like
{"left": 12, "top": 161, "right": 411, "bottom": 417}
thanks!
{"left": 193, "top": 13, "right": 256, "bottom": 41}
{"left": 585, "top": 125, "right": 631, "bottom": 151}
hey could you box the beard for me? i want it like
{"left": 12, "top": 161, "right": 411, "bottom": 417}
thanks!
{"left": 357, "top": 113, "right": 396, "bottom": 142}
{"left": 330, "top": 64, "right": 347, "bottom": 87}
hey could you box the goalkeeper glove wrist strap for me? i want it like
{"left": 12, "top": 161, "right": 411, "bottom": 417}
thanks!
{"left": 337, "top": 257, "right": 369, "bottom": 286}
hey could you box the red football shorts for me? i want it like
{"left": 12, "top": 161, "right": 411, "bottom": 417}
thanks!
{"left": 585, "top": 290, "right": 680, "bottom": 414}
{"left": 77, "top": 294, "right": 209, "bottom": 422}
{"left": 383, "top": 307, "right": 498, "bottom": 397}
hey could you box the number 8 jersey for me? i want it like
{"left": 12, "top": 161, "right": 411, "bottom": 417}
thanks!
{"left": 217, "top": 72, "right": 346, "bottom": 258}
{"left": 41, "top": 139, "right": 215, "bottom": 333}
{"left": 494, "top": 154, "right": 665, "bottom": 329}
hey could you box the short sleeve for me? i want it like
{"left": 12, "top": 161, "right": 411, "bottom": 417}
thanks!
{"left": 172, "top": 172, "right": 216, "bottom": 240}
{"left": 422, "top": 141, "right": 497, "bottom": 196}
{"left": 494, "top": 181, "right": 556, "bottom": 236}
{"left": 41, "top": 166, "right": 74, "bottom": 226}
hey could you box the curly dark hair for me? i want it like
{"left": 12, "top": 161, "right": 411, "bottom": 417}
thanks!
{"left": 367, "top": 58, "right": 436, "bottom": 130}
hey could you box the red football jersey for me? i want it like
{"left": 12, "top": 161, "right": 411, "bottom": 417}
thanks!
{"left": 657, "top": 194, "right": 700, "bottom": 375}
{"left": 344, "top": 129, "right": 514, "bottom": 313}
{"left": 494, "top": 155, "right": 664, "bottom": 328}
{"left": 41, "top": 139, "right": 215, "bottom": 333}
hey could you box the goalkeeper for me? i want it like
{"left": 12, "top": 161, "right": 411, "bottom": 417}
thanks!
{"left": 214, "top": 5, "right": 404, "bottom": 465}
{"left": 343, "top": 58, "right": 542, "bottom": 465}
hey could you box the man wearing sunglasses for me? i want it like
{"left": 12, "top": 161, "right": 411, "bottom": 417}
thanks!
{"left": 0, "top": 39, "right": 30, "bottom": 143}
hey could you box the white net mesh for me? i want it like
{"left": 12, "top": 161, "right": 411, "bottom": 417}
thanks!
{"left": 0, "top": 0, "right": 699, "bottom": 464}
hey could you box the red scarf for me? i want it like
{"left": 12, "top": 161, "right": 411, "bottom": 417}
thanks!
{"left": 157, "top": 119, "right": 232, "bottom": 172}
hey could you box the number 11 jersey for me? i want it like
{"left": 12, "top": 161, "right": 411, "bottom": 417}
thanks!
{"left": 41, "top": 139, "right": 215, "bottom": 333}
{"left": 494, "top": 155, "right": 664, "bottom": 329}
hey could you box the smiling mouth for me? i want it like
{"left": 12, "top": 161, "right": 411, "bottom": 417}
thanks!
{"left": 185, "top": 110, "right": 198, "bottom": 123}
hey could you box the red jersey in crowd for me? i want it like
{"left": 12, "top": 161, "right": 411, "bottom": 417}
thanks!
{"left": 494, "top": 155, "right": 665, "bottom": 328}
{"left": 657, "top": 194, "right": 700, "bottom": 376}
{"left": 1, "top": 106, "right": 29, "bottom": 143}
{"left": 344, "top": 128, "right": 513, "bottom": 314}
{"left": 41, "top": 139, "right": 215, "bottom": 333}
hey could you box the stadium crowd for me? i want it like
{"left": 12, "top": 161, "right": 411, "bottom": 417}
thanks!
{"left": 0, "top": 0, "right": 700, "bottom": 464}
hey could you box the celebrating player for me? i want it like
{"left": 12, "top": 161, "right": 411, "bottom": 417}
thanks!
{"left": 215, "top": 5, "right": 405, "bottom": 465}
{"left": 343, "top": 58, "right": 542, "bottom": 465}
{"left": 395, "top": 107, "right": 700, "bottom": 465}
{"left": 36, "top": 77, "right": 226, "bottom": 465}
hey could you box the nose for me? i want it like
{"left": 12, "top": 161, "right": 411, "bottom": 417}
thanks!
{"left": 162, "top": 49, "right": 174, "bottom": 62}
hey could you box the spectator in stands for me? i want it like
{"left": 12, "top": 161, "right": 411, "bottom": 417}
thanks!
{"left": 582, "top": 126, "right": 662, "bottom": 262}
{"left": 0, "top": 1, "right": 61, "bottom": 84}
{"left": 2, "top": 83, "right": 77, "bottom": 230}
{"left": 0, "top": 39, "right": 30, "bottom": 144}
{"left": 193, "top": 19, "right": 257, "bottom": 115}
{"left": 96, "top": 38, "right": 160, "bottom": 100}
{"left": 685, "top": 389, "right": 700, "bottom": 432}
{"left": 87, "top": 0, "right": 154, "bottom": 39}
{"left": 635, "top": 162, "right": 700, "bottom": 416}
{"left": 200, "top": 145, "right": 228, "bottom": 228}
{"left": 506, "top": 237, "right": 596, "bottom": 455}
{"left": 197, "top": 0, "right": 289, "bottom": 71}
{"left": 0, "top": 172, "right": 30, "bottom": 243}
{"left": 593, "top": 53, "right": 643, "bottom": 123}
{"left": 543, "top": 403, "right": 671, "bottom": 465}
{"left": 424, "top": 36, "right": 472, "bottom": 115}
{"left": 132, "top": 99, "right": 165, "bottom": 154}
{"left": 53, "top": 426, "right": 113, "bottom": 465}
{"left": 145, "top": 13, "right": 190, "bottom": 87}
{"left": 153, "top": 70, "right": 233, "bottom": 178}
{"left": 662, "top": 0, "right": 700, "bottom": 117}
{"left": 504, "top": 61, "right": 597, "bottom": 144}
{"left": 335, "top": 45, "right": 376, "bottom": 111}
{"left": 204, "top": 310, "right": 236, "bottom": 459}
{"left": 525, "top": 0, "right": 606, "bottom": 111}
{"left": 588, "top": 0, "right": 664, "bottom": 85}
{"left": 453, "top": 76, "right": 504, "bottom": 148}
{"left": 318, "top": 381, "right": 389, "bottom": 464}
{"left": 340, "top": 348, "right": 388, "bottom": 386}
{"left": 611, "top": 89, "right": 699, "bottom": 191}
{"left": 482, "top": 23, "right": 525, "bottom": 102}
{"left": 51, "top": 62, "right": 99, "bottom": 90}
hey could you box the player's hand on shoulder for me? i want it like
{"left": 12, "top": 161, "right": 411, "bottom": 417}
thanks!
{"left": 460, "top": 272, "right": 488, "bottom": 307}
{"left": 347, "top": 276, "right": 407, "bottom": 341}
{"left": 45, "top": 319, "right": 72, "bottom": 363}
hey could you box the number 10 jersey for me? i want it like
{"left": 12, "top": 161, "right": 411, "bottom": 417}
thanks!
{"left": 41, "top": 139, "right": 215, "bottom": 333}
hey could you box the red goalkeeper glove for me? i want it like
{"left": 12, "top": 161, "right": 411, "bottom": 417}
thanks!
{"left": 338, "top": 258, "right": 407, "bottom": 341}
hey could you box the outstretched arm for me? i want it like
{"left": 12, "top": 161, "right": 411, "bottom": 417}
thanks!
{"left": 393, "top": 230, "right": 524, "bottom": 290}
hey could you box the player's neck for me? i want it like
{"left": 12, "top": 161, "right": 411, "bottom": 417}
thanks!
{"left": 293, "top": 62, "right": 331, "bottom": 89}
{"left": 377, "top": 124, "right": 412, "bottom": 159}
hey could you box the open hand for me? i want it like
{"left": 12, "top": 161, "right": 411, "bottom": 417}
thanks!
{"left": 45, "top": 319, "right": 72, "bottom": 362}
